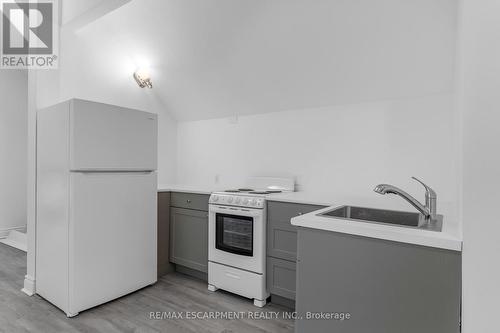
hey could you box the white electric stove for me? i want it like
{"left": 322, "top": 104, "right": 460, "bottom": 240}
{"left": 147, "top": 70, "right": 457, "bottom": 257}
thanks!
{"left": 207, "top": 177, "right": 294, "bottom": 307}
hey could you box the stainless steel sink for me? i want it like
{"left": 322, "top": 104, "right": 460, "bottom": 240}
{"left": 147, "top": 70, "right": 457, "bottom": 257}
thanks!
{"left": 318, "top": 206, "right": 443, "bottom": 231}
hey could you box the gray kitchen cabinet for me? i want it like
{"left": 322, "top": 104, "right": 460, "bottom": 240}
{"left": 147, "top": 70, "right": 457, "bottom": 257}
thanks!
{"left": 266, "top": 201, "right": 326, "bottom": 305}
{"left": 169, "top": 207, "right": 209, "bottom": 273}
{"left": 267, "top": 201, "right": 326, "bottom": 262}
{"left": 295, "top": 227, "right": 462, "bottom": 333}
{"left": 158, "top": 192, "right": 174, "bottom": 277}
{"left": 171, "top": 192, "right": 210, "bottom": 211}
{"left": 267, "top": 256, "right": 297, "bottom": 300}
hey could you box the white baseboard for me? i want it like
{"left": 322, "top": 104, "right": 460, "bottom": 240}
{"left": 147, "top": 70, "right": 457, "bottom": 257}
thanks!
{"left": 0, "top": 229, "right": 27, "bottom": 252}
{"left": 22, "top": 275, "right": 36, "bottom": 296}
{"left": 0, "top": 226, "right": 26, "bottom": 239}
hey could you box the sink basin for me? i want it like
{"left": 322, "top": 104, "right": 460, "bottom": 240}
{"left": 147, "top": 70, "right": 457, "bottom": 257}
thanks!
{"left": 318, "top": 206, "right": 442, "bottom": 231}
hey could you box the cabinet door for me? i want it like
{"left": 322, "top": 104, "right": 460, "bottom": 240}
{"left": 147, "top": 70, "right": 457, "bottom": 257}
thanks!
{"left": 267, "top": 201, "right": 326, "bottom": 261}
{"left": 158, "top": 192, "right": 173, "bottom": 277}
{"left": 267, "top": 257, "right": 297, "bottom": 300}
{"left": 169, "top": 207, "right": 209, "bottom": 273}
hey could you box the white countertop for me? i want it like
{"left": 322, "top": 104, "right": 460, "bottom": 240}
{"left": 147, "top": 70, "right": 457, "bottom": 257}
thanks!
{"left": 265, "top": 191, "right": 339, "bottom": 206}
{"left": 158, "top": 184, "right": 217, "bottom": 195}
{"left": 157, "top": 184, "right": 462, "bottom": 251}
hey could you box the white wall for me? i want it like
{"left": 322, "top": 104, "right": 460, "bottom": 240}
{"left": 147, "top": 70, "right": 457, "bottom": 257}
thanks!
{"left": 177, "top": 93, "right": 459, "bottom": 214}
{"left": 459, "top": 0, "right": 500, "bottom": 331}
{"left": 174, "top": 0, "right": 460, "bottom": 220}
{"left": 172, "top": 0, "right": 460, "bottom": 216}
{"left": 0, "top": 71, "right": 28, "bottom": 237}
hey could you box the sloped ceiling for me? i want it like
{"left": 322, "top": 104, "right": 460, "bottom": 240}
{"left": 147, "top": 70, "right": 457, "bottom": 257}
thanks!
{"left": 62, "top": 0, "right": 112, "bottom": 24}
{"left": 62, "top": 0, "right": 132, "bottom": 31}
{"left": 61, "top": 0, "right": 457, "bottom": 121}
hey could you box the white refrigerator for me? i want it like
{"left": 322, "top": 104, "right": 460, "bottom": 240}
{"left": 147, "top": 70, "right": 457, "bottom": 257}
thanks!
{"left": 36, "top": 99, "right": 158, "bottom": 317}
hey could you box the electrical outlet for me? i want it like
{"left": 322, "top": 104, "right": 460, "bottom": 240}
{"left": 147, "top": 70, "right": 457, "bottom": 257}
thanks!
{"left": 228, "top": 115, "right": 238, "bottom": 124}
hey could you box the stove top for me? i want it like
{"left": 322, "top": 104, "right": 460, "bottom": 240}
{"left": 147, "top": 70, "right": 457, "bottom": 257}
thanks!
{"left": 210, "top": 177, "right": 294, "bottom": 209}
{"left": 223, "top": 189, "right": 283, "bottom": 195}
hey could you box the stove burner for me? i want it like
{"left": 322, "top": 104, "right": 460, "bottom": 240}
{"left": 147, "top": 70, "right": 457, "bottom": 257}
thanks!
{"left": 249, "top": 191, "right": 271, "bottom": 194}
{"left": 225, "top": 190, "right": 241, "bottom": 193}
{"left": 238, "top": 188, "right": 254, "bottom": 192}
{"left": 267, "top": 190, "right": 282, "bottom": 193}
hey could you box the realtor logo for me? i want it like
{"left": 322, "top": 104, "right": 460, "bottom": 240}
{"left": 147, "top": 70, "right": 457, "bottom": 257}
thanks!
{"left": 1, "top": 0, "right": 58, "bottom": 68}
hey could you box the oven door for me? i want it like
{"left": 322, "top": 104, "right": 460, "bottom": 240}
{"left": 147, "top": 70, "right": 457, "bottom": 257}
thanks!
{"left": 209, "top": 205, "right": 265, "bottom": 274}
{"left": 216, "top": 213, "right": 253, "bottom": 256}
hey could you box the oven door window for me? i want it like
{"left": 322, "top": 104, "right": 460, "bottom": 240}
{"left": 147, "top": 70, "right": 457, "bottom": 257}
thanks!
{"left": 216, "top": 213, "right": 254, "bottom": 256}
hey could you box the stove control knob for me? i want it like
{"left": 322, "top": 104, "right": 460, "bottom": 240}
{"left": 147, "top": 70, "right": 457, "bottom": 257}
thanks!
{"left": 243, "top": 198, "right": 249, "bottom": 205}
{"left": 235, "top": 197, "right": 241, "bottom": 204}
{"left": 212, "top": 195, "right": 219, "bottom": 202}
{"left": 251, "top": 199, "right": 257, "bottom": 206}
{"left": 228, "top": 197, "right": 233, "bottom": 203}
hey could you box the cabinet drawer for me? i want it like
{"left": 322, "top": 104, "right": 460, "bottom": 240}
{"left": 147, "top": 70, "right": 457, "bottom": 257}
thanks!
{"left": 267, "top": 201, "right": 326, "bottom": 261}
{"left": 170, "top": 192, "right": 209, "bottom": 211}
{"left": 267, "top": 257, "right": 297, "bottom": 300}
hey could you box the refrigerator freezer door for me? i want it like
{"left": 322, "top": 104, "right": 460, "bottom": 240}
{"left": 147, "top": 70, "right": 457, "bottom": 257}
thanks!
{"left": 68, "top": 171, "right": 157, "bottom": 315}
{"left": 70, "top": 99, "right": 157, "bottom": 171}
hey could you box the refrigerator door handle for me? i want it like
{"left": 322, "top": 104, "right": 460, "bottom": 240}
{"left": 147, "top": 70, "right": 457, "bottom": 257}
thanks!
{"left": 70, "top": 169, "right": 156, "bottom": 174}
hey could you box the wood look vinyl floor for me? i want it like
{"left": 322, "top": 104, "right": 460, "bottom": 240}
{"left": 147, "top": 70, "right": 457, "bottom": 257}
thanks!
{"left": 0, "top": 244, "right": 294, "bottom": 333}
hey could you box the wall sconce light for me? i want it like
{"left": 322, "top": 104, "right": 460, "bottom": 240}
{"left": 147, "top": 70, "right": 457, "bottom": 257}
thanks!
{"left": 133, "top": 69, "right": 153, "bottom": 88}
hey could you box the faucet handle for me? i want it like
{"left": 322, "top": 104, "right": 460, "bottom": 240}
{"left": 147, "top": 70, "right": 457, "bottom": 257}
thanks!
{"left": 411, "top": 177, "right": 437, "bottom": 198}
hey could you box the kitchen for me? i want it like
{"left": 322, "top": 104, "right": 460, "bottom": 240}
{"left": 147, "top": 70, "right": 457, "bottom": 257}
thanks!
{"left": 0, "top": 0, "right": 498, "bottom": 332}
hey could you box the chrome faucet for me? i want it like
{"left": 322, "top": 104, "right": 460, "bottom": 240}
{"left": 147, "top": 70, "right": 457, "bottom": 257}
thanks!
{"left": 374, "top": 177, "right": 437, "bottom": 222}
